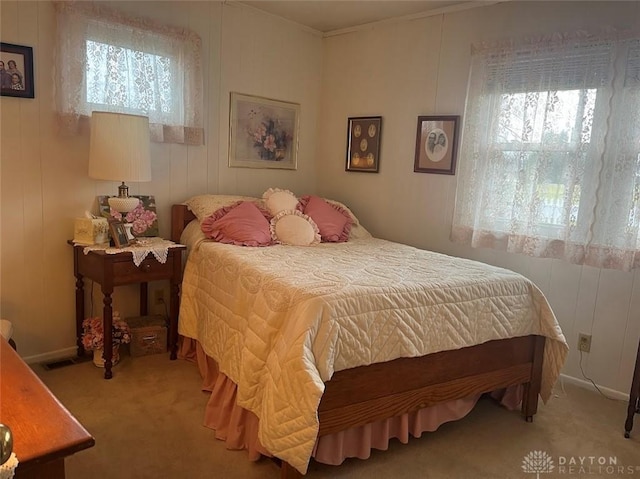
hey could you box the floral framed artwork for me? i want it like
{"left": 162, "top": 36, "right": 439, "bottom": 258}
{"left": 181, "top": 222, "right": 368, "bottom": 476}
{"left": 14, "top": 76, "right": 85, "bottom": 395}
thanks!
{"left": 97, "top": 195, "right": 159, "bottom": 237}
{"left": 414, "top": 115, "right": 459, "bottom": 175}
{"left": 0, "top": 42, "right": 34, "bottom": 99}
{"left": 345, "top": 116, "right": 382, "bottom": 173}
{"left": 229, "top": 92, "right": 300, "bottom": 170}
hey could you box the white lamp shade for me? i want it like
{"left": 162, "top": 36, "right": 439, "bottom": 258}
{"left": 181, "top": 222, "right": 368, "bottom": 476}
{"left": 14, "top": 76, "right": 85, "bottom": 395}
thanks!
{"left": 89, "top": 112, "right": 151, "bottom": 182}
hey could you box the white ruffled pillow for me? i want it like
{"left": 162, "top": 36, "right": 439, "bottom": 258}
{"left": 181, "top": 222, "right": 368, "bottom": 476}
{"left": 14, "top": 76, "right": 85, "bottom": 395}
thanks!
{"left": 185, "top": 194, "right": 260, "bottom": 222}
{"left": 263, "top": 188, "right": 298, "bottom": 216}
{"left": 270, "top": 210, "right": 320, "bottom": 246}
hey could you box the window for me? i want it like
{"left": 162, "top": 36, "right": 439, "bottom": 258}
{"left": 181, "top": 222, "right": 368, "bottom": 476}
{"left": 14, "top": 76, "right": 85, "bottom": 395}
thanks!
{"left": 85, "top": 39, "right": 173, "bottom": 114}
{"left": 489, "top": 88, "right": 595, "bottom": 230}
{"left": 452, "top": 33, "right": 640, "bottom": 271}
{"left": 55, "top": 2, "right": 203, "bottom": 145}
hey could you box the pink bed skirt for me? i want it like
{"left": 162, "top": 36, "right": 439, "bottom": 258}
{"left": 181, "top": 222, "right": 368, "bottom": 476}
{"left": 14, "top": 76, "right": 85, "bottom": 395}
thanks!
{"left": 178, "top": 337, "right": 522, "bottom": 466}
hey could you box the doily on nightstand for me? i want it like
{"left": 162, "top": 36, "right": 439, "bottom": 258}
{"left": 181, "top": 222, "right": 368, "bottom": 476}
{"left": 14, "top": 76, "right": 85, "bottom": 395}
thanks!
{"left": 82, "top": 237, "right": 182, "bottom": 267}
{"left": 0, "top": 452, "right": 18, "bottom": 479}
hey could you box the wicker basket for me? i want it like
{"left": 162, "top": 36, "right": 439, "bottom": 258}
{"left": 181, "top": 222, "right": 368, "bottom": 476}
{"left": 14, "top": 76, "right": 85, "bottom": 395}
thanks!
{"left": 126, "top": 315, "right": 167, "bottom": 357}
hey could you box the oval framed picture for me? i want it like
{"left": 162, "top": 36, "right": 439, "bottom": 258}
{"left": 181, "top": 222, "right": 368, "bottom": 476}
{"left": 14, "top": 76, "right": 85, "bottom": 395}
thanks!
{"left": 414, "top": 115, "right": 459, "bottom": 175}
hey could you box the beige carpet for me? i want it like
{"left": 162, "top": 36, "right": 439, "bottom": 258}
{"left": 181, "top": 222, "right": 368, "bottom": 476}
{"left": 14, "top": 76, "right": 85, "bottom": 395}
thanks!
{"left": 33, "top": 349, "right": 639, "bottom": 479}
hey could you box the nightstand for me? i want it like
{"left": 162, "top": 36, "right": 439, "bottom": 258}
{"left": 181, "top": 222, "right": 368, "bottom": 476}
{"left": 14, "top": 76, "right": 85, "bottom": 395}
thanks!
{"left": 68, "top": 241, "right": 186, "bottom": 379}
{"left": 625, "top": 338, "right": 640, "bottom": 438}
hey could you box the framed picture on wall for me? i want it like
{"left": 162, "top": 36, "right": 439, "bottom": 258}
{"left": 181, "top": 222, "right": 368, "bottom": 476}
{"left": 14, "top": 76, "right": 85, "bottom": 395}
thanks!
{"left": 414, "top": 115, "right": 459, "bottom": 175}
{"left": 228, "top": 92, "right": 300, "bottom": 170}
{"left": 345, "top": 116, "right": 382, "bottom": 173}
{"left": 0, "top": 42, "right": 34, "bottom": 99}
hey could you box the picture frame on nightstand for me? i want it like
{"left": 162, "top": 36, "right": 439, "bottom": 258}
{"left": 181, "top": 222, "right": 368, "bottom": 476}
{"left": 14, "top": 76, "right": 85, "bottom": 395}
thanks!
{"left": 109, "top": 221, "right": 131, "bottom": 248}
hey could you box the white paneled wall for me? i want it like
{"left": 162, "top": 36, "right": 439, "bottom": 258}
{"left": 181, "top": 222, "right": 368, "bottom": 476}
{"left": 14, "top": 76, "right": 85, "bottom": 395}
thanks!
{"left": 217, "top": 3, "right": 322, "bottom": 196}
{"left": 0, "top": 1, "right": 323, "bottom": 361}
{"left": 318, "top": 1, "right": 640, "bottom": 394}
{"left": 2, "top": 0, "right": 639, "bottom": 396}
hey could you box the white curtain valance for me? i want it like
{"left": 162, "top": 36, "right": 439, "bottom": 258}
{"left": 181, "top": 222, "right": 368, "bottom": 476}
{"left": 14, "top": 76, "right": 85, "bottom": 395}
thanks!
{"left": 54, "top": 1, "right": 204, "bottom": 145}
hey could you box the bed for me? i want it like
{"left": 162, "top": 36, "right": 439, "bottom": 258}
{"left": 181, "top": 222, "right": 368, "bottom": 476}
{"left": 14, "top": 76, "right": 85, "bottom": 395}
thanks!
{"left": 170, "top": 195, "right": 568, "bottom": 479}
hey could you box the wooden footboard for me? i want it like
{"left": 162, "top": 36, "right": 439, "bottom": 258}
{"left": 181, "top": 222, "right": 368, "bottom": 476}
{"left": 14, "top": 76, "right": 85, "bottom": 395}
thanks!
{"left": 281, "top": 334, "right": 545, "bottom": 479}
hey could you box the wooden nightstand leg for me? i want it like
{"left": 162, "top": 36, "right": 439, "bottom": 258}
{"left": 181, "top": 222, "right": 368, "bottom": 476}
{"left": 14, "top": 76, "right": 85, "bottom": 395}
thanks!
{"left": 75, "top": 274, "right": 86, "bottom": 357}
{"left": 102, "top": 289, "right": 114, "bottom": 380}
{"left": 169, "top": 280, "right": 180, "bottom": 360}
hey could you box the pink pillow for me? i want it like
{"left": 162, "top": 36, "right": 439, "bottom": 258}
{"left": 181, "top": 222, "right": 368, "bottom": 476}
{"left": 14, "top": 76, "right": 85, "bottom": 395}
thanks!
{"left": 297, "top": 195, "right": 353, "bottom": 242}
{"left": 201, "top": 201, "right": 272, "bottom": 246}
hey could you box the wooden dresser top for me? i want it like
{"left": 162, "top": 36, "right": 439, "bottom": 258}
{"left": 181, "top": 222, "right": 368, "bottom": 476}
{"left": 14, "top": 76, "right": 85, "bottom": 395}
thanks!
{"left": 0, "top": 339, "right": 95, "bottom": 468}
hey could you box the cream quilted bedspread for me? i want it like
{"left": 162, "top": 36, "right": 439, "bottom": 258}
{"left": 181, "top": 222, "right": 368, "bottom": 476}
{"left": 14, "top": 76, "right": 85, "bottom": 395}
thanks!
{"left": 178, "top": 237, "right": 568, "bottom": 474}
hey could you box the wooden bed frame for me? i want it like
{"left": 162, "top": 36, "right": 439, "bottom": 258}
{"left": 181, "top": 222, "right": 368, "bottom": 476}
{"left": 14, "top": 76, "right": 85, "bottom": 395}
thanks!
{"left": 171, "top": 204, "right": 545, "bottom": 479}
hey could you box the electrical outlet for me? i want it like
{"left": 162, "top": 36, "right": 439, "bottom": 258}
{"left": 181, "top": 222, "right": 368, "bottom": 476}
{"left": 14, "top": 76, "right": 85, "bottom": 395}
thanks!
{"left": 577, "top": 333, "right": 592, "bottom": 353}
{"left": 154, "top": 289, "right": 165, "bottom": 306}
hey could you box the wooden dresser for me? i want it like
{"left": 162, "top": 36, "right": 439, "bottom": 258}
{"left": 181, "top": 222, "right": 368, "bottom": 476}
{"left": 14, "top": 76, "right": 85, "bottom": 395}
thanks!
{"left": 0, "top": 338, "right": 95, "bottom": 478}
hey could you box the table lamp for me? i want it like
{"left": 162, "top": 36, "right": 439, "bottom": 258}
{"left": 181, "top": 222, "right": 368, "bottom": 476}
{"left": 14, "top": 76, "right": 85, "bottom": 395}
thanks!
{"left": 89, "top": 111, "right": 151, "bottom": 215}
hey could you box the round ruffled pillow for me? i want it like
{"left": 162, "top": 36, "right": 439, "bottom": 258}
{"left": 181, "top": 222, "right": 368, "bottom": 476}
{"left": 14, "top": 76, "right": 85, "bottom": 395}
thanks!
{"left": 262, "top": 188, "right": 299, "bottom": 216}
{"left": 270, "top": 210, "right": 320, "bottom": 246}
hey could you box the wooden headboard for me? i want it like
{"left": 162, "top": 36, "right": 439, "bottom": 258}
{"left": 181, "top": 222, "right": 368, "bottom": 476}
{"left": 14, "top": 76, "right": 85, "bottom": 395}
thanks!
{"left": 171, "top": 204, "right": 196, "bottom": 243}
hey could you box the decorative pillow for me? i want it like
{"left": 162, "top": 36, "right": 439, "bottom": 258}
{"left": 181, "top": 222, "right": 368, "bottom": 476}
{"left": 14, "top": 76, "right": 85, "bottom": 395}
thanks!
{"left": 297, "top": 195, "right": 353, "bottom": 243}
{"left": 349, "top": 223, "right": 373, "bottom": 240}
{"left": 270, "top": 210, "right": 320, "bottom": 246}
{"left": 324, "top": 199, "right": 360, "bottom": 226}
{"left": 200, "top": 201, "right": 272, "bottom": 246}
{"left": 262, "top": 188, "right": 298, "bottom": 216}
{"left": 185, "top": 194, "right": 260, "bottom": 222}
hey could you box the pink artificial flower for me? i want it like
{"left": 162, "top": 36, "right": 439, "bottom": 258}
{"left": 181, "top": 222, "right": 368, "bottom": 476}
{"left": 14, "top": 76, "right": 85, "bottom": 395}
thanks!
{"left": 124, "top": 204, "right": 157, "bottom": 235}
{"left": 110, "top": 208, "right": 123, "bottom": 221}
{"left": 81, "top": 312, "right": 131, "bottom": 350}
{"left": 125, "top": 204, "right": 144, "bottom": 223}
{"left": 131, "top": 218, "right": 148, "bottom": 235}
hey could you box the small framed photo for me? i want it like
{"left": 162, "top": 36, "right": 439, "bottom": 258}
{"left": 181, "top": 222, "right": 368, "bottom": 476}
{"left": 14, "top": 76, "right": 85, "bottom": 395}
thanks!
{"left": 1, "top": 42, "right": 34, "bottom": 99}
{"left": 346, "top": 116, "right": 382, "bottom": 173}
{"left": 414, "top": 115, "right": 459, "bottom": 175}
{"left": 229, "top": 92, "right": 300, "bottom": 170}
{"left": 109, "top": 221, "right": 131, "bottom": 249}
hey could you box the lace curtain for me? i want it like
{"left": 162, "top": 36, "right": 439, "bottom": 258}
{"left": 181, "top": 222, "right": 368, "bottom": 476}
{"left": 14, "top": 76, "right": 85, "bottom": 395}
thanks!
{"left": 54, "top": 1, "right": 204, "bottom": 145}
{"left": 451, "top": 31, "right": 640, "bottom": 271}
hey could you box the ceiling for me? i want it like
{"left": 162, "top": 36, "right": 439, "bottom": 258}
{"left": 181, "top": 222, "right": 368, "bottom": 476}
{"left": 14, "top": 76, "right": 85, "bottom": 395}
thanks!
{"left": 237, "top": 1, "right": 473, "bottom": 33}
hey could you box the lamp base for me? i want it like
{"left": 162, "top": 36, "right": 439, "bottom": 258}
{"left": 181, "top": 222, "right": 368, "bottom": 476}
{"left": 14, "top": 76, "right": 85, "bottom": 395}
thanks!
{"left": 123, "top": 223, "right": 135, "bottom": 241}
{"left": 108, "top": 196, "right": 140, "bottom": 213}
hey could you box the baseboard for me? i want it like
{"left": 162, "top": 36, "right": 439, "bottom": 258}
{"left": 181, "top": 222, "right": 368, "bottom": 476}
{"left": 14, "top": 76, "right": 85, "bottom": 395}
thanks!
{"left": 559, "top": 373, "right": 629, "bottom": 401}
{"left": 22, "top": 346, "right": 78, "bottom": 365}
